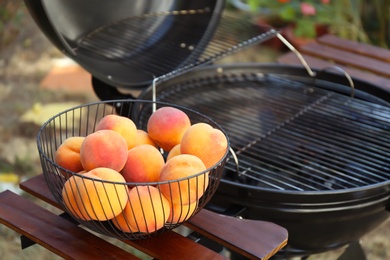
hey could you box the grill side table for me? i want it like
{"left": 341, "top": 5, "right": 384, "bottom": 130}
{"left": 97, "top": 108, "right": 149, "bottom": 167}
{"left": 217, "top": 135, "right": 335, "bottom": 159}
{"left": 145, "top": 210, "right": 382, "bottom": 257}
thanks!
{"left": 0, "top": 174, "right": 288, "bottom": 259}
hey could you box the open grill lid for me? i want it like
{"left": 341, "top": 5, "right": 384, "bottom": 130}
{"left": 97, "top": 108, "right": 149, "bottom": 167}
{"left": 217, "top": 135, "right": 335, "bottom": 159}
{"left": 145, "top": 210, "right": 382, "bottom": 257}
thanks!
{"left": 136, "top": 64, "right": 390, "bottom": 195}
{"left": 27, "top": 0, "right": 277, "bottom": 88}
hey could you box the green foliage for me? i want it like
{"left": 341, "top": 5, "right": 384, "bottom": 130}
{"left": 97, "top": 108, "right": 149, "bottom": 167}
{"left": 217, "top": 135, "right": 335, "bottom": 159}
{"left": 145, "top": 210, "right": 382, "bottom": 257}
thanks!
{"left": 242, "top": 0, "right": 389, "bottom": 47}
{"left": 245, "top": 0, "right": 337, "bottom": 38}
{"left": 294, "top": 19, "right": 317, "bottom": 38}
{"left": 279, "top": 5, "right": 298, "bottom": 21}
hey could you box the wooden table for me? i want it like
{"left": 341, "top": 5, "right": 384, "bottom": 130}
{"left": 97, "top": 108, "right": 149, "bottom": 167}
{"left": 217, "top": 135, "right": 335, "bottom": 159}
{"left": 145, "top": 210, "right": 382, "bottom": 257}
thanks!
{"left": 0, "top": 174, "right": 288, "bottom": 259}
{"left": 277, "top": 34, "right": 390, "bottom": 91}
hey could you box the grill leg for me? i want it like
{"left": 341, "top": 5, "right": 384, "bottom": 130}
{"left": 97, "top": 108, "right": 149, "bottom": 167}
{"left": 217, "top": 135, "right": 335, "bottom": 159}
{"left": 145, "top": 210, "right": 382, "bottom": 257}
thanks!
{"left": 20, "top": 235, "right": 36, "bottom": 250}
{"left": 337, "top": 240, "right": 366, "bottom": 260}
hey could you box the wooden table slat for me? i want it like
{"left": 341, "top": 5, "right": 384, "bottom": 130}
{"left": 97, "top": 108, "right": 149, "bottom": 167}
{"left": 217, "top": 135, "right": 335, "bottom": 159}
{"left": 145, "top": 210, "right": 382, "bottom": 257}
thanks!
{"left": 0, "top": 190, "right": 140, "bottom": 260}
{"left": 317, "top": 34, "right": 390, "bottom": 62}
{"left": 19, "top": 174, "right": 288, "bottom": 260}
{"left": 186, "top": 209, "right": 288, "bottom": 260}
{"left": 300, "top": 42, "right": 390, "bottom": 78}
{"left": 127, "top": 228, "right": 226, "bottom": 260}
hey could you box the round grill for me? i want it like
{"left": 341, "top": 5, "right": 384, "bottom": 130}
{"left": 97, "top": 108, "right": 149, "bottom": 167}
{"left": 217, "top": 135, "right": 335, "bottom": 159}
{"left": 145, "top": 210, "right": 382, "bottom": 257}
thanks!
{"left": 135, "top": 63, "right": 390, "bottom": 254}
{"left": 139, "top": 64, "right": 390, "bottom": 194}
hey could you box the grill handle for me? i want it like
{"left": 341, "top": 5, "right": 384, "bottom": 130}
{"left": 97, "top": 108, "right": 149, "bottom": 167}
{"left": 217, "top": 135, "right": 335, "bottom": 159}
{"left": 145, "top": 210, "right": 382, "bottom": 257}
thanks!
{"left": 276, "top": 32, "right": 355, "bottom": 98}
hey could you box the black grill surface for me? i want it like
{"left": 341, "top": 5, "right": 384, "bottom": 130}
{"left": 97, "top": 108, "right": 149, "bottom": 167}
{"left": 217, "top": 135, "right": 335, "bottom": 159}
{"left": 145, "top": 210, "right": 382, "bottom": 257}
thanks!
{"left": 150, "top": 70, "right": 390, "bottom": 192}
{"left": 75, "top": 12, "right": 275, "bottom": 80}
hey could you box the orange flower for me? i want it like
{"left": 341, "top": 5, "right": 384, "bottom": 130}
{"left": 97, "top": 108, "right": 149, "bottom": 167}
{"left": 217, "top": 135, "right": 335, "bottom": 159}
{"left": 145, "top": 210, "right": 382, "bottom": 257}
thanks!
{"left": 278, "top": 0, "right": 290, "bottom": 3}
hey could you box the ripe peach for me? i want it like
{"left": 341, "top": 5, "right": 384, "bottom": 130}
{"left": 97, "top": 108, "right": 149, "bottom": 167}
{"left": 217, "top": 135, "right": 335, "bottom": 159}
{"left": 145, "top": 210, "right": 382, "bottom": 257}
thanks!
{"left": 80, "top": 130, "right": 128, "bottom": 172}
{"left": 135, "top": 129, "right": 158, "bottom": 148}
{"left": 55, "top": 136, "right": 85, "bottom": 175}
{"left": 112, "top": 185, "right": 170, "bottom": 233}
{"left": 111, "top": 203, "right": 139, "bottom": 233}
{"left": 180, "top": 123, "right": 228, "bottom": 169}
{"left": 62, "top": 167, "right": 128, "bottom": 221}
{"left": 166, "top": 144, "right": 181, "bottom": 161}
{"left": 159, "top": 154, "right": 208, "bottom": 205}
{"left": 96, "top": 114, "right": 137, "bottom": 149}
{"left": 121, "top": 144, "right": 165, "bottom": 183}
{"left": 147, "top": 106, "right": 191, "bottom": 151}
{"left": 168, "top": 201, "right": 198, "bottom": 224}
{"left": 62, "top": 175, "right": 88, "bottom": 220}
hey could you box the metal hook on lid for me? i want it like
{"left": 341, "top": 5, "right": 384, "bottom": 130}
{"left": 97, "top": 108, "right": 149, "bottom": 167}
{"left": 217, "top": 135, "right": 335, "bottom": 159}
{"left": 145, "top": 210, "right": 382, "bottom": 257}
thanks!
{"left": 275, "top": 32, "right": 316, "bottom": 78}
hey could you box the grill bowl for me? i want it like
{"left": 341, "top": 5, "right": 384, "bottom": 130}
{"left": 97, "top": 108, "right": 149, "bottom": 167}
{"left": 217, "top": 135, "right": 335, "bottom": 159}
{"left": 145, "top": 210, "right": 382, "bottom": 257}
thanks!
{"left": 36, "top": 100, "right": 229, "bottom": 240}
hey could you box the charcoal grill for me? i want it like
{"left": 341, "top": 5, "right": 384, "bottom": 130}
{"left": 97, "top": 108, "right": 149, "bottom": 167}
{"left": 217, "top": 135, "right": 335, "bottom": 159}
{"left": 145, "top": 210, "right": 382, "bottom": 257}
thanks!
{"left": 136, "top": 63, "right": 390, "bottom": 256}
{"left": 24, "top": 0, "right": 390, "bottom": 258}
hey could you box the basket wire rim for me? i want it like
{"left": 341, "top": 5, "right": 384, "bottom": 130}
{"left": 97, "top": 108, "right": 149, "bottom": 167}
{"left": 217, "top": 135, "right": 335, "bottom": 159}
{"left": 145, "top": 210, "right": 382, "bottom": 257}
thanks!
{"left": 37, "top": 99, "right": 230, "bottom": 185}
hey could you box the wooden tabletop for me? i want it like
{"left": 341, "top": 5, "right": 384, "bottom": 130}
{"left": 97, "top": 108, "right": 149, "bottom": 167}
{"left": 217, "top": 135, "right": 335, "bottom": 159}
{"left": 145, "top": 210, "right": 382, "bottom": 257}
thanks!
{"left": 0, "top": 174, "right": 288, "bottom": 259}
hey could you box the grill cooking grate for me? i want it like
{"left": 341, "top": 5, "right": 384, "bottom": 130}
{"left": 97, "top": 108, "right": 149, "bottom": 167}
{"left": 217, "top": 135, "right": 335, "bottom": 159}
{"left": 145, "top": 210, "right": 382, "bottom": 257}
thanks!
{"left": 150, "top": 71, "right": 390, "bottom": 192}
{"left": 74, "top": 11, "right": 276, "bottom": 81}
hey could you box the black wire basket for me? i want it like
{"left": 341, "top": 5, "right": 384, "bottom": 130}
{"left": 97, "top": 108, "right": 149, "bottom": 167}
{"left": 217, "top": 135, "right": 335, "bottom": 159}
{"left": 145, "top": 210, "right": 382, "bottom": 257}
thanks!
{"left": 36, "top": 99, "right": 229, "bottom": 240}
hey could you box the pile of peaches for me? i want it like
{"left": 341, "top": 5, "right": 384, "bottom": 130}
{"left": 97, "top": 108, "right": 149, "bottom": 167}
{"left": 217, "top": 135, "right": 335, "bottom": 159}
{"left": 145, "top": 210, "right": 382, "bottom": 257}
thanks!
{"left": 54, "top": 106, "right": 228, "bottom": 234}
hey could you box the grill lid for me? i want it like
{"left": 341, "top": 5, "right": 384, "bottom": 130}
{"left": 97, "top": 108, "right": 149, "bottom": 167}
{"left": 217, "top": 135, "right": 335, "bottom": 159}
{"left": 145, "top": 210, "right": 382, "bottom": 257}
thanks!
{"left": 35, "top": 0, "right": 277, "bottom": 87}
{"left": 74, "top": 13, "right": 276, "bottom": 86}
{"left": 137, "top": 64, "right": 390, "bottom": 193}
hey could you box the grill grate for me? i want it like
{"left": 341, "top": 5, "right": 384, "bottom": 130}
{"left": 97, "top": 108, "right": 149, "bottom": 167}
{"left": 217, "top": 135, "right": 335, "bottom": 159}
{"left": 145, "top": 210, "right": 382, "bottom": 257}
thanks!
{"left": 150, "top": 71, "right": 390, "bottom": 192}
{"left": 74, "top": 11, "right": 276, "bottom": 81}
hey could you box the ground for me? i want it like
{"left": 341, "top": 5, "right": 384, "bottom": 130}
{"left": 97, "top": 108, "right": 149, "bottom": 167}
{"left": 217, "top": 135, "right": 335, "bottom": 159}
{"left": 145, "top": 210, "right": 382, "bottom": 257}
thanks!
{"left": 0, "top": 1, "right": 389, "bottom": 259}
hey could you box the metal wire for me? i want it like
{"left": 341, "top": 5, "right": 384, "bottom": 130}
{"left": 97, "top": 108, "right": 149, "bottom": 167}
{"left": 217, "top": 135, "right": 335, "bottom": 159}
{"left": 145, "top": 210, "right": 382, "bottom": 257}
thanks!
{"left": 75, "top": 12, "right": 277, "bottom": 83}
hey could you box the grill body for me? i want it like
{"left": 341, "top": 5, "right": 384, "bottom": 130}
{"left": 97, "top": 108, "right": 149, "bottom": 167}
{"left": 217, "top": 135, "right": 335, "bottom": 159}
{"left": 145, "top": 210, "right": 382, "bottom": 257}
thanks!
{"left": 137, "top": 63, "right": 390, "bottom": 254}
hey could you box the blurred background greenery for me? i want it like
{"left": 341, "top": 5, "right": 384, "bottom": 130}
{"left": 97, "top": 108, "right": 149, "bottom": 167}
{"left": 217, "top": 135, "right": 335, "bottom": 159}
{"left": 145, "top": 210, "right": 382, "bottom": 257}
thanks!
{"left": 228, "top": 0, "right": 390, "bottom": 48}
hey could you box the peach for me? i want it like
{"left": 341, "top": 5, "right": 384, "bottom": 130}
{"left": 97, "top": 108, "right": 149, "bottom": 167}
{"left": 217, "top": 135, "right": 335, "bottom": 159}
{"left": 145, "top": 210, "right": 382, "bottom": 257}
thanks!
{"left": 166, "top": 144, "right": 181, "bottom": 161}
{"left": 180, "top": 123, "right": 228, "bottom": 169}
{"left": 111, "top": 204, "right": 139, "bottom": 233}
{"left": 112, "top": 185, "right": 170, "bottom": 233}
{"left": 62, "top": 175, "right": 88, "bottom": 220}
{"left": 159, "top": 154, "right": 208, "bottom": 205}
{"left": 168, "top": 201, "right": 198, "bottom": 224}
{"left": 55, "top": 136, "right": 85, "bottom": 175}
{"left": 147, "top": 106, "right": 191, "bottom": 151}
{"left": 80, "top": 130, "right": 128, "bottom": 171}
{"left": 62, "top": 167, "right": 128, "bottom": 221}
{"left": 96, "top": 114, "right": 137, "bottom": 149}
{"left": 121, "top": 144, "right": 165, "bottom": 183}
{"left": 135, "top": 129, "right": 158, "bottom": 148}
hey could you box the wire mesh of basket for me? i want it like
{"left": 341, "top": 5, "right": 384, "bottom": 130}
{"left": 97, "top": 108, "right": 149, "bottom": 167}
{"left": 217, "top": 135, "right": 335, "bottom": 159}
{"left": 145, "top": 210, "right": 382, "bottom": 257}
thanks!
{"left": 36, "top": 99, "right": 229, "bottom": 240}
